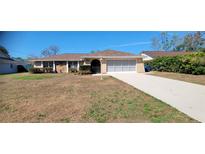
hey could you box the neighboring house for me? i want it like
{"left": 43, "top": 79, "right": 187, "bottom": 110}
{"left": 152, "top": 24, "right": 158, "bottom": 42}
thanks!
{"left": 31, "top": 50, "right": 145, "bottom": 74}
{"left": 0, "top": 50, "right": 18, "bottom": 74}
{"left": 141, "top": 51, "right": 192, "bottom": 61}
{"left": 0, "top": 50, "right": 29, "bottom": 74}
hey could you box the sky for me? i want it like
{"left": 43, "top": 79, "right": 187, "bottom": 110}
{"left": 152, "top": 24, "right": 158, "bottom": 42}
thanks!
{"left": 0, "top": 31, "right": 186, "bottom": 58}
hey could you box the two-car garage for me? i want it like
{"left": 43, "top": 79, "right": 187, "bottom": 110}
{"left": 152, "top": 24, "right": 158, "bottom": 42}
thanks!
{"left": 107, "top": 60, "right": 136, "bottom": 72}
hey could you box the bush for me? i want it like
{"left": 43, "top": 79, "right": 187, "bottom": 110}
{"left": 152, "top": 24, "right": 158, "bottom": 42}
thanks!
{"left": 29, "top": 67, "right": 53, "bottom": 74}
{"left": 43, "top": 67, "right": 53, "bottom": 73}
{"left": 69, "top": 68, "right": 78, "bottom": 73}
{"left": 78, "top": 65, "right": 91, "bottom": 75}
{"left": 146, "top": 52, "right": 205, "bottom": 75}
{"left": 29, "top": 68, "right": 44, "bottom": 74}
{"left": 79, "top": 65, "right": 91, "bottom": 71}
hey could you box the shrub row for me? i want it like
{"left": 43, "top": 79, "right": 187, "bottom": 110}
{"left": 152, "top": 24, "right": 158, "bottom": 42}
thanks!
{"left": 69, "top": 68, "right": 78, "bottom": 73}
{"left": 29, "top": 65, "right": 92, "bottom": 75}
{"left": 29, "top": 67, "right": 53, "bottom": 74}
{"left": 145, "top": 52, "right": 205, "bottom": 75}
{"left": 78, "top": 65, "right": 91, "bottom": 75}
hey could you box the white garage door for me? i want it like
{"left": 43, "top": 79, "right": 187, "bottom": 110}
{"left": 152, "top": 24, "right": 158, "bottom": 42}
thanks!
{"left": 107, "top": 60, "right": 136, "bottom": 72}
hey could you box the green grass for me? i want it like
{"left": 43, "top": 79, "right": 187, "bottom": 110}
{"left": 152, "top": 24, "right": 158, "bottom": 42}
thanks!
{"left": 37, "top": 112, "right": 47, "bottom": 120}
{"left": 60, "top": 118, "right": 71, "bottom": 123}
{"left": 0, "top": 103, "right": 17, "bottom": 113}
{"left": 12, "top": 74, "right": 54, "bottom": 80}
{"left": 0, "top": 73, "right": 58, "bottom": 80}
{"left": 85, "top": 89, "right": 197, "bottom": 123}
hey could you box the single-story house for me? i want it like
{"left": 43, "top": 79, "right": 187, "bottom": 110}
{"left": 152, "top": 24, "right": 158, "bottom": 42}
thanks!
{"left": 0, "top": 50, "right": 18, "bottom": 74}
{"left": 31, "top": 50, "right": 145, "bottom": 74}
{"left": 141, "top": 51, "right": 192, "bottom": 61}
{"left": 0, "top": 50, "right": 30, "bottom": 74}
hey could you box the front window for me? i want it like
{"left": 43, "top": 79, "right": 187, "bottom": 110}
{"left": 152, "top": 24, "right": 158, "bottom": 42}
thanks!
{"left": 43, "top": 61, "right": 53, "bottom": 68}
{"left": 34, "top": 61, "right": 41, "bottom": 66}
{"left": 69, "top": 61, "right": 78, "bottom": 69}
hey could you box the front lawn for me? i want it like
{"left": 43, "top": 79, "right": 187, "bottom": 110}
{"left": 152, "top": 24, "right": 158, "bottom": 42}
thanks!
{"left": 0, "top": 73, "right": 60, "bottom": 80}
{"left": 0, "top": 73, "right": 197, "bottom": 122}
{"left": 148, "top": 71, "right": 205, "bottom": 86}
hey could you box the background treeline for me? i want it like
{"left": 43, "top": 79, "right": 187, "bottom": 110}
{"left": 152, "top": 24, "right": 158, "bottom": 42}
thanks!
{"left": 151, "top": 32, "right": 205, "bottom": 52}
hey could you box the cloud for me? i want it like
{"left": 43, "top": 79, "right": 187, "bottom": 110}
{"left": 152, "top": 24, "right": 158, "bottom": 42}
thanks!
{"left": 109, "top": 41, "right": 152, "bottom": 48}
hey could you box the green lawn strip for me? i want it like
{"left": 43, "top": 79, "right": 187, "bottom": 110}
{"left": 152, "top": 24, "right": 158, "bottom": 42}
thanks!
{"left": 12, "top": 75, "right": 54, "bottom": 80}
{"left": 0, "top": 73, "right": 63, "bottom": 80}
{"left": 0, "top": 73, "right": 18, "bottom": 78}
{"left": 85, "top": 89, "right": 197, "bottom": 123}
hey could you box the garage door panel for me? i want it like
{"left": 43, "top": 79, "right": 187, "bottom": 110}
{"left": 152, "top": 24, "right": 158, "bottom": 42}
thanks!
{"left": 115, "top": 66, "right": 122, "bottom": 72}
{"left": 107, "top": 61, "right": 113, "bottom": 66}
{"left": 108, "top": 66, "right": 114, "bottom": 72}
{"left": 107, "top": 60, "right": 136, "bottom": 72}
{"left": 129, "top": 60, "right": 136, "bottom": 65}
{"left": 129, "top": 66, "right": 136, "bottom": 71}
{"left": 122, "top": 66, "right": 129, "bottom": 71}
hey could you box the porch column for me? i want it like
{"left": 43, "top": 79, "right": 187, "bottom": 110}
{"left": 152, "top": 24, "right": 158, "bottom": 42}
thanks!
{"left": 100, "top": 58, "right": 106, "bottom": 74}
{"left": 77, "top": 61, "right": 80, "bottom": 71}
{"left": 53, "top": 61, "right": 55, "bottom": 72}
{"left": 41, "top": 61, "right": 43, "bottom": 68}
{"left": 100, "top": 58, "right": 103, "bottom": 80}
{"left": 66, "top": 61, "right": 69, "bottom": 73}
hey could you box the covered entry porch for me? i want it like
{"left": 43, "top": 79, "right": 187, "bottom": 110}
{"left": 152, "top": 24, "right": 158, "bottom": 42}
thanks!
{"left": 33, "top": 60, "right": 81, "bottom": 73}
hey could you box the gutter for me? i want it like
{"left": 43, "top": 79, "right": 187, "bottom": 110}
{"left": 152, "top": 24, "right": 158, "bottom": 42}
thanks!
{"left": 81, "top": 56, "right": 143, "bottom": 59}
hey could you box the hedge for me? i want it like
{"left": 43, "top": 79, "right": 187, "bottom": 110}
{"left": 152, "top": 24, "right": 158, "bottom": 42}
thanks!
{"left": 29, "top": 67, "right": 53, "bottom": 74}
{"left": 145, "top": 52, "right": 205, "bottom": 75}
{"left": 78, "top": 65, "right": 91, "bottom": 75}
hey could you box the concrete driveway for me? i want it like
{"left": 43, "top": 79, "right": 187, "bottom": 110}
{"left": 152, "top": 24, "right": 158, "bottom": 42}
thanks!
{"left": 109, "top": 72, "right": 205, "bottom": 122}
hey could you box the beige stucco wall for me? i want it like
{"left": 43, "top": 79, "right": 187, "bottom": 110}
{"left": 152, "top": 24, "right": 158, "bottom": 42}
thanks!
{"left": 136, "top": 58, "right": 145, "bottom": 73}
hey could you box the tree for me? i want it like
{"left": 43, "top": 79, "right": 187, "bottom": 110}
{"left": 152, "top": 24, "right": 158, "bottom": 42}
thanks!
{"left": 151, "top": 37, "right": 161, "bottom": 50}
{"left": 41, "top": 48, "right": 50, "bottom": 57}
{"left": 49, "top": 45, "right": 59, "bottom": 55}
{"left": 41, "top": 45, "right": 60, "bottom": 57}
{"left": 160, "top": 32, "right": 171, "bottom": 51}
{"left": 90, "top": 50, "right": 96, "bottom": 53}
{"left": 90, "top": 50, "right": 100, "bottom": 53}
{"left": 176, "top": 32, "right": 205, "bottom": 51}
{"left": 151, "top": 31, "right": 205, "bottom": 52}
{"left": 151, "top": 32, "right": 180, "bottom": 51}
{"left": 197, "top": 48, "right": 205, "bottom": 52}
{"left": 183, "top": 32, "right": 194, "bottom": 51}
{"left": 170, "top": 33, "right": 180, "bottom": 51}
{"left": 0, "top": 45, "right": 9, "bottom": 56}
{"left": 192, "top": 32, "right": 205, "bottom": 51}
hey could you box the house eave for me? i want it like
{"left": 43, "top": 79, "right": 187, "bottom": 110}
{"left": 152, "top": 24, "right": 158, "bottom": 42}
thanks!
{"left": 30, "top": 59, "right": 84, "bottom": 62}
{"left": 81, "top": 56, "right": 143, "bottom": 59}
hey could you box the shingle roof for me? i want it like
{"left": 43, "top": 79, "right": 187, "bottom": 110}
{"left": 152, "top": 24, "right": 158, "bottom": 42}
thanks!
{"left": 32, "top": 53, "right": 89, "bottom": 61}
{"left": 142, "top": 51, "right": 192, "bottom": 58}
{"left": 31, "top": 50, "right": 137, "bottom": 61}
{"left": 89, "top": 50, "right": 134, "bottom": 56}
{"left": 0, "top": 50, "right": 10, "bottom": 59}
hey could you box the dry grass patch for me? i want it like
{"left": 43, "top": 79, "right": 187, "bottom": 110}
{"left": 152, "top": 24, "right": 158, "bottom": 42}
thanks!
{"left": 0, "top": 73, "right": 197, "bottom": 122}
{"left": 148, "top": 71, "right": 205, "bottom": 86}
